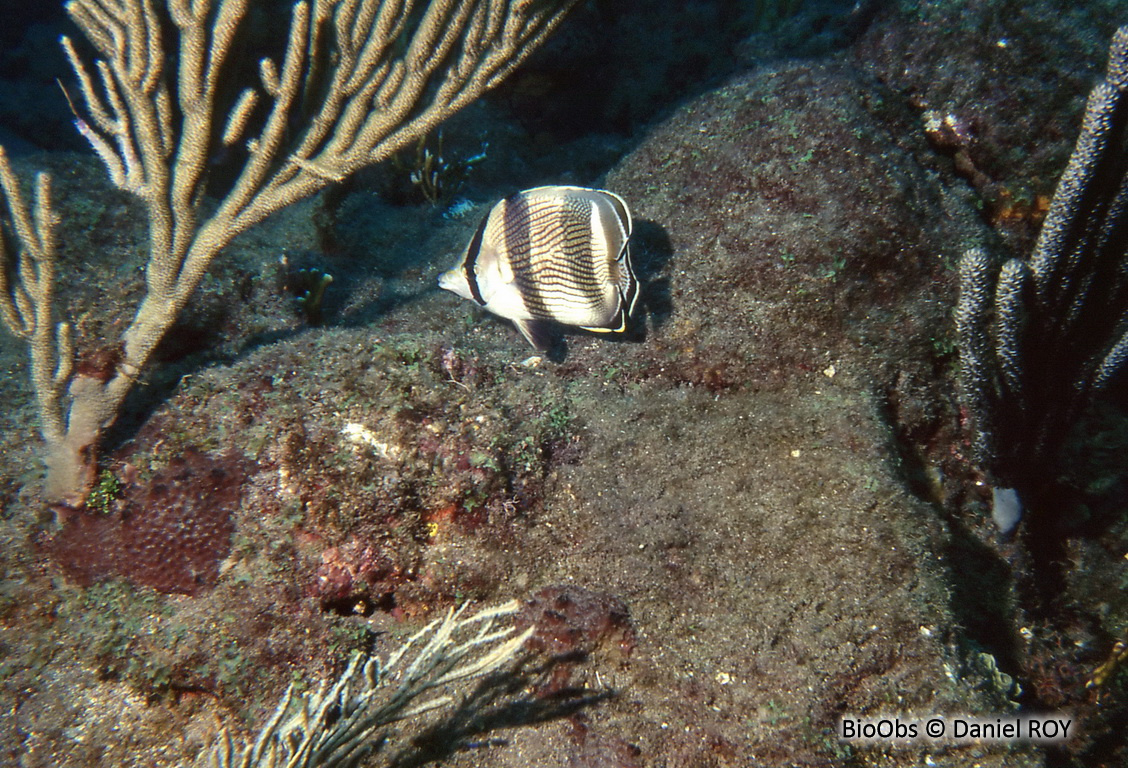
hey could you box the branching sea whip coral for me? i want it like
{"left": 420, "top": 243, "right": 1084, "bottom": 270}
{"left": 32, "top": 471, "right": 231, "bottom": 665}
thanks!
{"left": 0, "top": 0, "right": 579, "bottom": 508}
{"left": 956, "top": 26, "right": 1128, "bottom": 526}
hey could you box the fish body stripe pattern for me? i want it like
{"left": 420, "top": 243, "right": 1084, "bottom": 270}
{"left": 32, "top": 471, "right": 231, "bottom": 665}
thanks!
{"left": 499, "top": 193, "right": 618, "bottom": 319}
{"left": 439, "top": 185, "right": 639, "bottom": 350}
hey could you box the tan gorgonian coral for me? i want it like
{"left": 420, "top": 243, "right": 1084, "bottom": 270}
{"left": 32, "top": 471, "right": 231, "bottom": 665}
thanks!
{"left": 0, "top": 0, "right": 578, "bottom": 508}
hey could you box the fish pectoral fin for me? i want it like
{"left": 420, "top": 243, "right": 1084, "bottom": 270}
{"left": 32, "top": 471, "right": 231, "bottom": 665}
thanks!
{"left": 514, "top": 318, "right": 555, "bottom": 351}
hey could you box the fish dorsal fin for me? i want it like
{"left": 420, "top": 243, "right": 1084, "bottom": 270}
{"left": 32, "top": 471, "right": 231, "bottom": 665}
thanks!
{"left": 599, "top": 190, "right": 632, "bottom": 245}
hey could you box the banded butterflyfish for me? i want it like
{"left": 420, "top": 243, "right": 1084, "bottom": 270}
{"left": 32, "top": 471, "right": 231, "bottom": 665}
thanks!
{"left": 438, "top": 185, "right": 639, "bottom": 350}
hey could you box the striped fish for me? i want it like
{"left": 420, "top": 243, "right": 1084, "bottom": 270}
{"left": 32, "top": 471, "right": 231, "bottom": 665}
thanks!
{"left": 438, "top": 185, "right": 639, "bottom": 351}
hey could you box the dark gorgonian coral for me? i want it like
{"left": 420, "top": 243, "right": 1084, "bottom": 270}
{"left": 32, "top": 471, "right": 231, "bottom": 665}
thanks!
{"left": 956, "top": 26, "right": 1128, "bottom": 519}
{"left": 46, "top": 450, "right": 247, "bottom": 595}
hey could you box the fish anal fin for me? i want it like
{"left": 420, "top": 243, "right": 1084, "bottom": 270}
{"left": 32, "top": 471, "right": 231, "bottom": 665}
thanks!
{"left": 581, "top": 309, "right": 628, "bottom": 334}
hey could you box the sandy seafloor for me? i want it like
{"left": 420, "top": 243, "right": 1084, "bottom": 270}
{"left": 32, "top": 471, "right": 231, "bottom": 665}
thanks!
{"left": 2, "top": 1, "right": 1128, "bottom": 766}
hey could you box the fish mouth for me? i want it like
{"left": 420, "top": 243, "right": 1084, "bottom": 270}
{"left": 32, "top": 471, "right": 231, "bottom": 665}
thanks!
{"left": 438, "top": 268, "right": 473, "bottom": 301}
{"left": 437, "top": 269, "right": 458, "bottom": 291}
